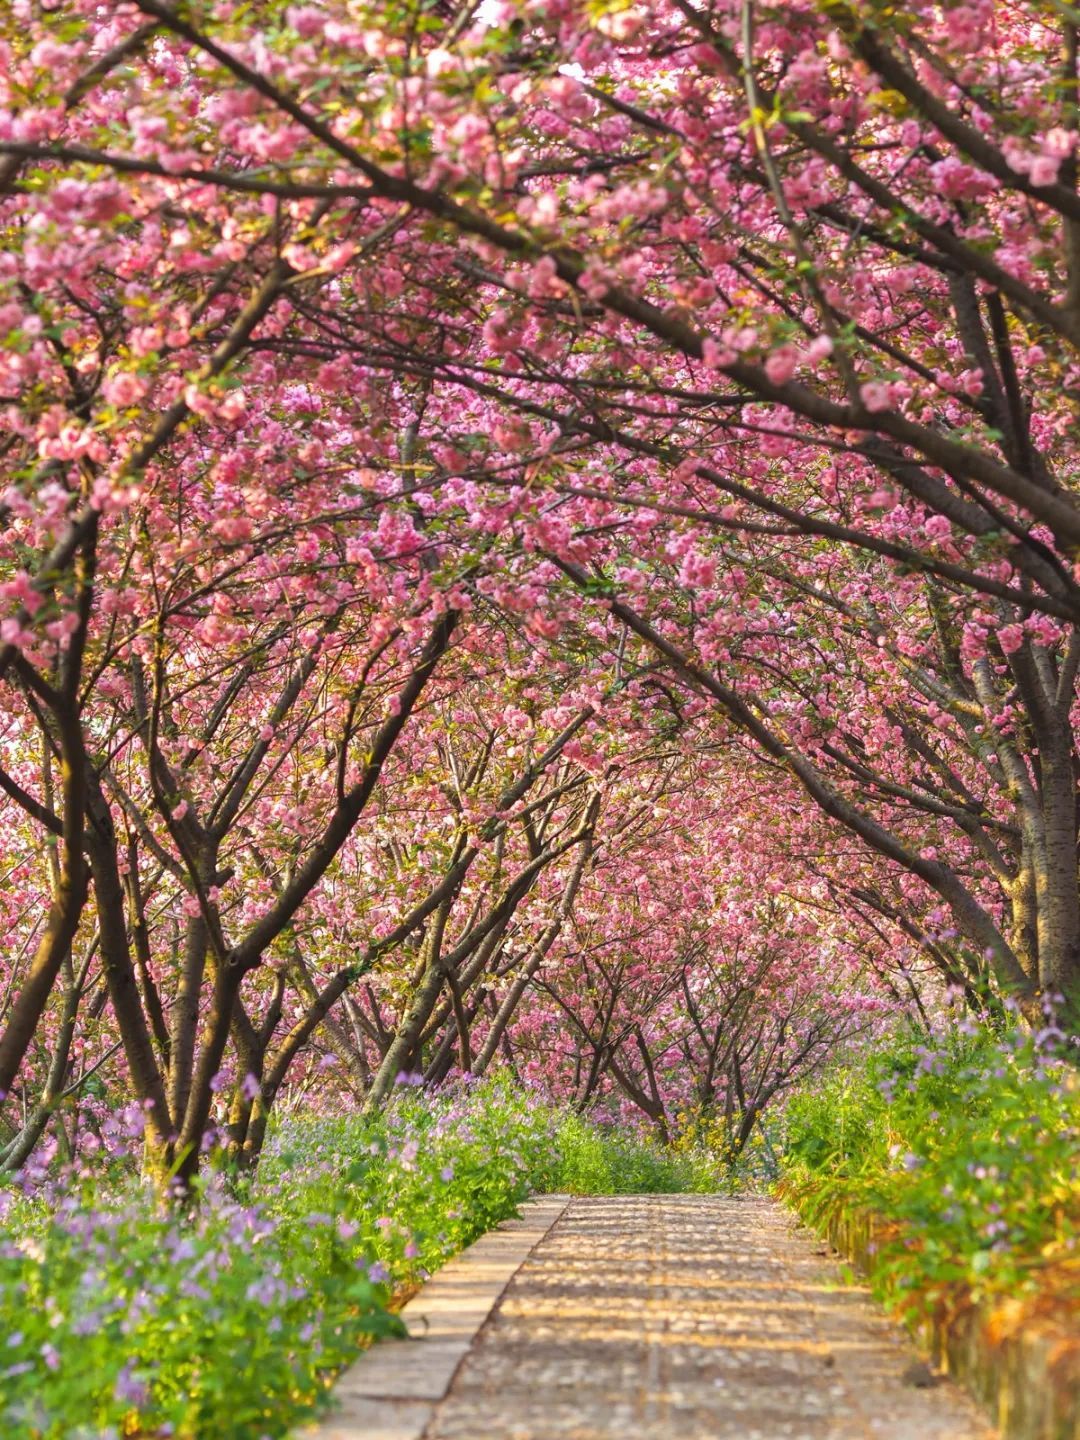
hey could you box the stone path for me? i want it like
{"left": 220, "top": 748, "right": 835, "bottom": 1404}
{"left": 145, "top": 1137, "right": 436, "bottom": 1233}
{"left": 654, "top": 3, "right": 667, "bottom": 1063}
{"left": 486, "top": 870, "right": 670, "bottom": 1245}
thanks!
{"left": 305, "top": 1194, "right": 997, "bottom": 1440}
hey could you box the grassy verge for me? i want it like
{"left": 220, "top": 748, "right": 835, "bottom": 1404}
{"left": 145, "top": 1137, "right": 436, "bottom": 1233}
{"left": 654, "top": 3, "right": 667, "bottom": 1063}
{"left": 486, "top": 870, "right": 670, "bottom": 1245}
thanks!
{"left": 779, "top": 1020, "right": 1080, "bottom": 1330}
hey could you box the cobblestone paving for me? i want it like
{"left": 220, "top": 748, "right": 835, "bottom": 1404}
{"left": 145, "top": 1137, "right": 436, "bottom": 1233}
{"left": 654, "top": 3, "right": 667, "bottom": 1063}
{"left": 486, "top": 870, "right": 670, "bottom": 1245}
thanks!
{"left": 420, "top": 1195, "right": 996, "bottom": 1440}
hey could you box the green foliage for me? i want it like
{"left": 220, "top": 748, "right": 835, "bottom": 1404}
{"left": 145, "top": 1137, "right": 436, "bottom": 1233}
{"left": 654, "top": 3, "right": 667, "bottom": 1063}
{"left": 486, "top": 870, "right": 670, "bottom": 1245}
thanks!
{"left": 547, "top": 1111, "right": 727, "bottom": 1194}
{"left": 0, "top": 1079, "right": 555, "bottom": 1440}
{"left": 780, "top": 1020, "right": 1080, "bottom": 1317}
{"left": 259, "top": 1076, "right": 563, "bottom": 1276}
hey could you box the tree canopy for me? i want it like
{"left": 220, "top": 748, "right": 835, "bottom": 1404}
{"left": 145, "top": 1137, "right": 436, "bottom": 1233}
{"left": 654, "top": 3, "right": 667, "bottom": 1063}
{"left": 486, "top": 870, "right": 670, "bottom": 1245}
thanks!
{"left": 1, "top": 0, "right": 1079, "bottom": 1177}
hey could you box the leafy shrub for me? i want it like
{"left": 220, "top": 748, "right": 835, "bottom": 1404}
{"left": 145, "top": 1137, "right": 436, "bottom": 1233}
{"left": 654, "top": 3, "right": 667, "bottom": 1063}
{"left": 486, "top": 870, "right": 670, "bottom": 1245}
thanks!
{"left": 781, "top": 1017, "right": 1080, "bottom": 1315}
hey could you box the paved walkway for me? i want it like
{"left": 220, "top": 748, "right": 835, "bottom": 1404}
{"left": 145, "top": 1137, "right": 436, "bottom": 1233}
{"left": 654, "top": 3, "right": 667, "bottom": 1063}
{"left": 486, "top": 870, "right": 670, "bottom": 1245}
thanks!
{"left": 307, "top": 1195, "right": 997, "bottom": 1440}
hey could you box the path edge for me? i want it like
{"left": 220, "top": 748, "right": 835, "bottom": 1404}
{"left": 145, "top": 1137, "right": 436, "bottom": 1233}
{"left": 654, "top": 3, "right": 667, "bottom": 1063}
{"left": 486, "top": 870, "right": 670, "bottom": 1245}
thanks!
{"left": 297, "top": 1192, "right": 570, "bottom": 1440}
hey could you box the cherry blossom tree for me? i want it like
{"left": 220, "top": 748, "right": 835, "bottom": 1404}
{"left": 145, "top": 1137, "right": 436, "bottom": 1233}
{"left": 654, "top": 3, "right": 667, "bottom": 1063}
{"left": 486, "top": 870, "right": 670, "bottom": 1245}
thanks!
{"left": 4, "top": 0, "right": 1080, "bottom": 1178}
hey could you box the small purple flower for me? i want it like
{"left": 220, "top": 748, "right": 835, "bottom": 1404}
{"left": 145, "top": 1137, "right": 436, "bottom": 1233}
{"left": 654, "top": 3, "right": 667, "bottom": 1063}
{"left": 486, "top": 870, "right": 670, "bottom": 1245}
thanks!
{"left": 367, "top": 1262, "right": 390, "bottom": 1284}
{"left": 114, "top": 1361, "right": 149, "bottom": 1408}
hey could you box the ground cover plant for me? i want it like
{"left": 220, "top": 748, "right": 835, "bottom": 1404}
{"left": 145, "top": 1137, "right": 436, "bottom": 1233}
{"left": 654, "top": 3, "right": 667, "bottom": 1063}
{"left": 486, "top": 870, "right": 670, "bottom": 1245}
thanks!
{"left": 781, "top": 1012, "right": 1080, "bottom": 1329}
{"left": 0, "top": 1080, "right": 556, "bottom": 1440}
{"left": 547, "top": 1110, "right": 781, "bottom": 1194}
{"left": 547, "top": 1110, "right": 716, "bottom": 1194}
{"left": 1, "top": 1075, "right": 771, "bottom": 1440}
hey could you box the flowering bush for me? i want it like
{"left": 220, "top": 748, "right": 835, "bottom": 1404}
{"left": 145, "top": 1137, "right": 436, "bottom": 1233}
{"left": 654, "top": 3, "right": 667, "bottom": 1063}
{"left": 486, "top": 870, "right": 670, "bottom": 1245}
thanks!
{"left": 0, "top": 1079, "right": 556, "bottom": 1440}
{"left": 780, "top": 1016, "right": 1080, "bottom": 1319}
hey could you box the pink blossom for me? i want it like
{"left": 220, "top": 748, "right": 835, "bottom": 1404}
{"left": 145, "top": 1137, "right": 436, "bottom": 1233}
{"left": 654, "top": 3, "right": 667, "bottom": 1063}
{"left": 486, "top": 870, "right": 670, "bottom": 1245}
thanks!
{"left": 803, "top": 334, "right": 833, "bottom": 366}
{"left": 764, "top": 346, "right": 799, "bottom": 385}
{"left": 183, "top": 384, "right": 216, "bottom": 417}
{"left": 859, "top": 381, "right": 892, "bottom": 413}
{"left": 701, "top": 338, "right": 728, "bottom": 369}
{"left": 1028, "top": 154, "right": 1061, "bottom": 188}
{"left": 216, "top": 389, "right": 247, "bottom": 423}
{"left": 0, "top": 571, "right": 43, "bottom": 615}
{"left": 45, "top": 611, "right": 80, "bottom": 650}
{"left": 996, "top": 624, "right": 1025, "bottom": 655}
{"left": 102, "top": 371, "right": 147, "bottom": 407}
